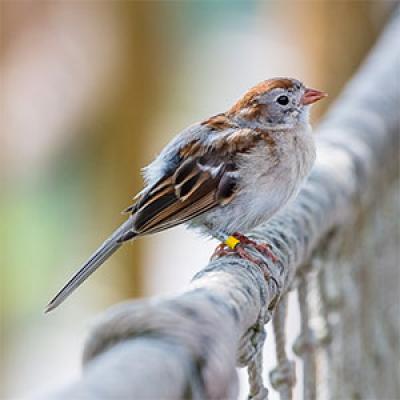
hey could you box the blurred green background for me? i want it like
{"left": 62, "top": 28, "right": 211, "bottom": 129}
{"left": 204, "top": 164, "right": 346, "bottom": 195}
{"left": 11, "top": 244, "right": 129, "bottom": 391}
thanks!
{"left": 0, "top": 1, "right": 391, "bottom": 398}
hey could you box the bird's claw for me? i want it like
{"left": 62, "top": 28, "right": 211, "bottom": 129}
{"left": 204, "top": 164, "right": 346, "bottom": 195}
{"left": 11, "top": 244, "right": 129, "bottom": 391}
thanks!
{"left": 232, "top": 232, "right": 278, "bottom": 263}
{"left": 211, "top": 243, "right": 235, "bottom": 260}
{"left": 211, "top": 233, "right": 277, "bottom": 280}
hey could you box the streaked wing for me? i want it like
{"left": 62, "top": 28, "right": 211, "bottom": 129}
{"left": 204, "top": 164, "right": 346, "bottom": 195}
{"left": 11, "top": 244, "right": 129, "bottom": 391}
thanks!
{"left": 126, "top": 154, "right": 237, "bottom": 236}
{"left": 122, "top": 121, "right": 268, "bottom": 239}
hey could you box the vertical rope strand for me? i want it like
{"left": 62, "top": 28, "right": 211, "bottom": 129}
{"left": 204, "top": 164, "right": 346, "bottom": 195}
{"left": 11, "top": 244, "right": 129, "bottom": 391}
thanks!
{"left": 293, "top": 270, "right": 317, "bottom": 400}
{"left": 270, "top": 295, "right": 296, "bottom": 400}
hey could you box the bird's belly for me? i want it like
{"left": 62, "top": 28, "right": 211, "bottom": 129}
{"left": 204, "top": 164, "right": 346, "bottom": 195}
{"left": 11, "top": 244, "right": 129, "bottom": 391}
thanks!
{"left": 232, "top": 168, "right": 298, "bottom": 231}
{"left": 189, "top": 134, "right": 315, "bottom": 237}
{"left": 192, "top": 165, "right": 300, "bottom": 236}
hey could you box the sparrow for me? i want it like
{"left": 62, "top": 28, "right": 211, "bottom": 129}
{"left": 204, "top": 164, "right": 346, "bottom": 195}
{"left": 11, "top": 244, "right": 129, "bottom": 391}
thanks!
{"left": 45, "top": 77, "right": 326, "bottom": 312}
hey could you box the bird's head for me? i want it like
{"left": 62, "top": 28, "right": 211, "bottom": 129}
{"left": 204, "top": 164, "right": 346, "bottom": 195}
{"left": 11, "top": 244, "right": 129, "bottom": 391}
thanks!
{"left": 228, "top": 78, "right": 327, "bottom": 130}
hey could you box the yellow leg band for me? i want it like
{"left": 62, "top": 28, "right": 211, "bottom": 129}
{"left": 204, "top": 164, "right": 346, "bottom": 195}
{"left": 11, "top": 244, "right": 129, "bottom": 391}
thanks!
{"left": 225, "top": 236, "right": 240, "bottom": 249}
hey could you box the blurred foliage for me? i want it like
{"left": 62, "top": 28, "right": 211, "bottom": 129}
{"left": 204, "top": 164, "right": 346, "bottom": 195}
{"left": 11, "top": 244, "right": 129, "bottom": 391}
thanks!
{"left": 1, "top": 154, "right": 89, "bottom": 316}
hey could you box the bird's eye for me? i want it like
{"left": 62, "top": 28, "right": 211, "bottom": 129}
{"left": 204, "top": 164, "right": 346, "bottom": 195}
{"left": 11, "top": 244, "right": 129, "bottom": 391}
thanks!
{"left": 276, "top": 95, "right": 289, "bottom": 106}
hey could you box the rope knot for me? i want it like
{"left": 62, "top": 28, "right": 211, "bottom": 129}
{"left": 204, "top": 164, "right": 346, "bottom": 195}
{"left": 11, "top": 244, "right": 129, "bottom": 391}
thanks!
{"left": 237, "top": 304, "right": 273, "bottom": 400}
{"left": 269, "top": 360, "right": 296, "bottom": 392}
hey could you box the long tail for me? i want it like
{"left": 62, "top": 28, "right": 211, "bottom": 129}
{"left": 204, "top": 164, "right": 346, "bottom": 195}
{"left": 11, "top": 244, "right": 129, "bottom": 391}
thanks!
{"left": 45, "top": 218, "right": 136, "bottom": 313}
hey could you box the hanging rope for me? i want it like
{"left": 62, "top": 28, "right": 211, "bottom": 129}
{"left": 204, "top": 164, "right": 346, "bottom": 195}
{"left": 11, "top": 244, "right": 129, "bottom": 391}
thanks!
{"left": 270, "top": 295, "right": 296, "bottom": 400}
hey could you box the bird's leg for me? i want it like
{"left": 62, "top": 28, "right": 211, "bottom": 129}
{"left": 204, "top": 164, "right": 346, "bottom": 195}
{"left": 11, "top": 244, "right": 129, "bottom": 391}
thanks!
{"left": 232, "top": 232, "right": 278, "bottom": 263}
{"left": 211, "top": 231, "right": 277, "bottom": 280}
{"left": 234, "top": 245, "right": 270, "bottom": 269}
{"left": 211, "top": 242, "right": 235, "bottom": 260}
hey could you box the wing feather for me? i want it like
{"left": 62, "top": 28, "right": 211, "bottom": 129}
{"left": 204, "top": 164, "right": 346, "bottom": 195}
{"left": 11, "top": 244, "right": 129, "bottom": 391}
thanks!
{"left": 124, "top": 124, "right": 269, "bottom": 238}
{"left": 132, "top": 157, "right": 223, "bottom": 234}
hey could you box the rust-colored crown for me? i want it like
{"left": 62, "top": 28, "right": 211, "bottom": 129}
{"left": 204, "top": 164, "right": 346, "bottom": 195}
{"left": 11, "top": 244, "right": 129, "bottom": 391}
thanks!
{"left": 228, "top": 78, "right": 295, "bottom": 115}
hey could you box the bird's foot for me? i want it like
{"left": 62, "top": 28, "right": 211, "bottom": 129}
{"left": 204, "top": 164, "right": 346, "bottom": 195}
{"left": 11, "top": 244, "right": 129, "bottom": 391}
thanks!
{"left": 211, "top": 243, "right": 235, "bottom": 260}
{"left": 211, "top": 233, "right": 277, "bottom": 280}
{"left": 232, "top": 232, "right": 278, "bottom": 263}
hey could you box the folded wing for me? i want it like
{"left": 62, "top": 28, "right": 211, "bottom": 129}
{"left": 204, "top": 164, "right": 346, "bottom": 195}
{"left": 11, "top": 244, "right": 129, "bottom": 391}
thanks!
{"left": 123, "top": 153, "right": 238, "bottom": 238}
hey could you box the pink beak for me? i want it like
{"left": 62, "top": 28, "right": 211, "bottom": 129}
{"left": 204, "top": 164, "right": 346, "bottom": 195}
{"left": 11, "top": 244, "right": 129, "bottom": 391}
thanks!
{"left": 301, "top": 87, "right": 328, "bottom": 105}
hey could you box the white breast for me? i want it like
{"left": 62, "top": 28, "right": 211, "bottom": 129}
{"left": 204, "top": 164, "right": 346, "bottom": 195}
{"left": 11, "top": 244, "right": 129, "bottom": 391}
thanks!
{"left": 194, "top": 124, "right": 316, "bottom": 236}
{"left": 239, "top": 125, "right": 316, "bottom": 230}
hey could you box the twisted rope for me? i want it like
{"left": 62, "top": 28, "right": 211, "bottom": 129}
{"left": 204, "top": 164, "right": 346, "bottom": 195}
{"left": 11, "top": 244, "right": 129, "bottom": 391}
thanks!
{"left": 236, "top": 295, "right": 271, "bottom": 400}
{"left": 270, "top": 295, "right": 296, "bottom": 400}
{"left": 39, "top": 9, "right": 400, "bottom": 400}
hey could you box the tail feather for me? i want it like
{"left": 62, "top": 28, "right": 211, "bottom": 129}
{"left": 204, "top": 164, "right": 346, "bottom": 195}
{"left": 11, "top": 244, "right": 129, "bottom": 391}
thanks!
{"left": 45, "top": 218, "right": 136, "bottom": 313}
